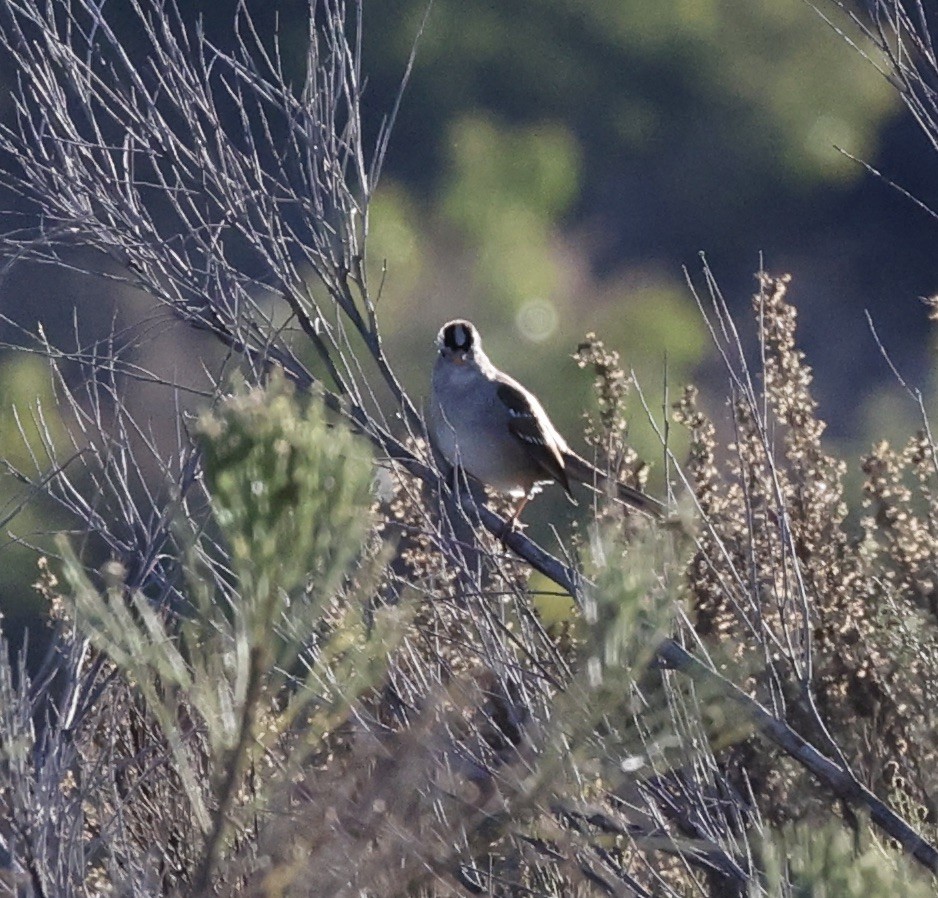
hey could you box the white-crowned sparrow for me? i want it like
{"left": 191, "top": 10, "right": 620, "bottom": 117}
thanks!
{"left": 428, "top": 319, "right": 664, "bottom": 518}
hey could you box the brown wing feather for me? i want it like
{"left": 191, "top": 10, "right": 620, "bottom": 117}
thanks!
{"left": 497, "top": 382, "right": 573, "bottom": 496}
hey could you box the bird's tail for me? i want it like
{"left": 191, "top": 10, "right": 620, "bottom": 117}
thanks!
{"left": 563, "top": 451, "right": 666, "bottom": 518}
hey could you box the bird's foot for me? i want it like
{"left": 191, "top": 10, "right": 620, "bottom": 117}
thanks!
{"left": 496, "top": 497, "right": 530, "bottom": 543}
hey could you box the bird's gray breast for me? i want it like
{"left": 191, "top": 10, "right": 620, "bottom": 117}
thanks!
{"left": 429, "top": 361, "right": 534, "bottom": 494}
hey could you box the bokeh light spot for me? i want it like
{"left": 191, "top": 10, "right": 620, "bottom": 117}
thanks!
{"left": 516, "top": 298, "right": 559, "bottom": 342}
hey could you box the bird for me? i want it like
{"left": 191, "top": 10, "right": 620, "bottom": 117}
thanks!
{"left": 428, "top": 319, "right": 665, "bottom": 522}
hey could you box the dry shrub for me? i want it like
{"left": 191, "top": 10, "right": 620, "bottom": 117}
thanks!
{"left": 676, "top": 272, "right": 938, "bottom": 832}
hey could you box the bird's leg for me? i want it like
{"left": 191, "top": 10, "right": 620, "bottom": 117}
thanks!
{"left": 499, "top": 493, "right": 531, "bottom": 541}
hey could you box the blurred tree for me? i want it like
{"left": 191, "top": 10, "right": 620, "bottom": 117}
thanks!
{"left": 360, "top": 0, "right": 898, "bottom": 240}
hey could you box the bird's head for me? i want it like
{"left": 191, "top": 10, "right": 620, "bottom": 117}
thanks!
{"left": 436, "top": 319, "right": 480, "bottom": 367}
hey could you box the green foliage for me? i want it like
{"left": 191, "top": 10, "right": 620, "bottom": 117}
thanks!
{"left": 0, "top": 354, "right": 66, "bottom": 471}
{"left": 367, "top": 182, "right": 426, "bottom": 302}
{"left": 364, "top": 0, "right": 897, "bottom": 194}
{"left": 443, "top": 115, "right": 581, "bottom": 232}
{"left": 439, "top": 114, "right": 581, "bottom": 311}
{"left": 713, "top": 0, "right": 895, "bottom": 186}
{"left": 56, "top": 377, "right": 400, "bottom": 871}
{"left": 590, "top": 278, "right": 708, "bottom": 464}
{"left": 760, "top": 824, "right": 936, "bottom": 897}
{"left": 196, "top": 374, "right": 374, "bottom": 602}
{"left": 0, "top": 354, "right": 67, "bottom": 617}
{"left": 581, "top": 522, "right": 676, "bottom": 691}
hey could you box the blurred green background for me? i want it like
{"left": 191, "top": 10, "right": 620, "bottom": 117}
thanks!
{"left": 1, "top": 0, "right": 937, "bottom": 633}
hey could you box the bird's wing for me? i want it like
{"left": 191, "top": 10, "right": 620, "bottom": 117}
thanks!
{"left": 496, "top": 381, "right": 573, "bottom": 495}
